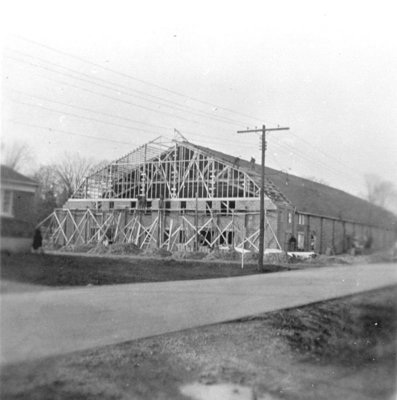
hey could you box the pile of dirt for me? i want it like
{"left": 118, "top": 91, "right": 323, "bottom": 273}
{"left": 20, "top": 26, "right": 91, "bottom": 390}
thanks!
{"left": 172, "top": 251, "right": 208, "bottom": 260}
{"left": 59, "top": 244, "right": 96, "bottom": 253}
{"left": 107, "top": 243, "right": 141, "bottom": 255}
{"left": 86, "top": 242, "right": 142, "bottom": 256}
{"left": 143, "top": 247, "right": 172, "bottom": 258}
{"left": 87, "top": 243, "right": 109, "bottom": 255}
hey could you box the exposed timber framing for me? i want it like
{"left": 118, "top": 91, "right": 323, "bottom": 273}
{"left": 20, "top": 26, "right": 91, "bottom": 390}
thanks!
{"left": 39, "top": 209, "right": 281, "bottom": 253}
{"left": 40, "top": 137, "right": 289, "bottom": 253}
{"left": 71, "top": 138, "right": 261, "bottom": 201}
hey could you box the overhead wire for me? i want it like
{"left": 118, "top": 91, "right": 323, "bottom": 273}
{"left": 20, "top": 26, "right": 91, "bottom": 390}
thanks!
{"left": 5, "top": 38, "right": 371, "bottom": 188}
{"left": 10, "top": 99, "right": 167, "bottom": 135}
{"left": 10, "top": 89, "right": 170, "bottom": 131}
{"left": 8, "top": 92, "right": 258, "bottom": 152}
{"left": 5, "top": 54, "right": 211, "bottom": 126}
{"left": 7, "top": 120, "right": 138, "bottom": 145}
{"left": 14, "top": 35, "right": 267, "bottom": 124}
{"left": 5, "top": 49, "right": 251, "bottom": 127}
{"left": 269, "top": 140, "right": 365, "bottom": 193}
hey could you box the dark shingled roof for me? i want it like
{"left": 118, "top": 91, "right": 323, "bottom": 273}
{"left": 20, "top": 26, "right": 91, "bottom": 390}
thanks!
{"left": 0, "top": 165, "right": 37, "bottom": 186}
{"left": 188, "top": 143, "right": 397, "bottom": 230}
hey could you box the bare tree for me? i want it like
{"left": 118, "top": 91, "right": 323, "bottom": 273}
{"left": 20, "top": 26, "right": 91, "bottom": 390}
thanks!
{"left": 1, "top": 141, "right": 34, "bottom": 172}
{"left": 54, "top": 153, "right": 98, "bottom": 199}
{"left": 365, "top": 174, "right": 397, "bottom": 211}
{"left": 32, "top": 165, "right": 59, "bottom": 222}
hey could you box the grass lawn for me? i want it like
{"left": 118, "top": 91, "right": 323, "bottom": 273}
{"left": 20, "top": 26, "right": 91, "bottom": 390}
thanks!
{"left": 1, "top": 286, "right": 396, "bottom": 400}
{"left": 0, "top": 253, "right": 287, "bottom": 290}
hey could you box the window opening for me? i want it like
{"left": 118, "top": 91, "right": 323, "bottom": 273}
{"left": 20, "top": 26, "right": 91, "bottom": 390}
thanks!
{"left": 0, "top": 189, "right": 13, "bottom": 216}
{"left": 297, "top": 232, "right": 305, "bottom": 251}
{"left": 199, "top": 228, "right": 213, "bottom": 246}
{"left": 206, "top": 201, "right": 212, "bottom": 216}
{"left": 220, "top": 231, "right": 234, "bottom": 245}
{"left": 179, "top": 230, "right": 186, "bottom": 243}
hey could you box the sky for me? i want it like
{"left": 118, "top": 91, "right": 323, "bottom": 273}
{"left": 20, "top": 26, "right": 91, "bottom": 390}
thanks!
{"left": 1, "top": 0, "right": 396, "bottom": 200}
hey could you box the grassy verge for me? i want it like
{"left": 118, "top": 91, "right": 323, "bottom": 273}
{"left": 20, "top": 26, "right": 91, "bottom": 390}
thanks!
{"left": 1, "top": 286, "right": 396, "bottom": 400}
{"left": 0, "top": 253, "right": 286, "bottom": 289}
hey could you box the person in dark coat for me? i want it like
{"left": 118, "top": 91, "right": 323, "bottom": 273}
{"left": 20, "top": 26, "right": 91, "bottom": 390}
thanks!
{"left": 288, "top": 235, "right": 297, "bottom": 252}
{"left": 32, "top": 228, "right": 43, "bottom": 254}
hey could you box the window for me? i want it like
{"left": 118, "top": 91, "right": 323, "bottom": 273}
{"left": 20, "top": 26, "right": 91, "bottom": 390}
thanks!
{"left": 288, "top": 212, "right": 292, "bottom": 224}
{"left": 1, "top": 189, "right": 13, "bottom": 216}
{"left": 297, "top": 232, "right": 305, "bottom": 251}
{"left": 109, "top": 201, "right": 114, "bottom": 210}
{"left": 130, "top": 201, "right": 136, "bottom": 209}
{"left": 199, "top": 228, "right": 213, "bottom": 246}
{"left": 146, "top": 201, "right": 152, "bottom": 211}
{"left": 220, "top": 231, "right": 234, "bottom": 245}
{"left": 221, "top": 200, "right": 236, "bottom": 215}
{"left": 298, "top": 214, "right": 305, "bottom": 225}
{"left": 206, "top": 201, "right": 212, "bottom": 216}
{"left": 179, "top": 230, "right": 186, "bottom": 243}
{"left": 90, "top": 227, "right": 100, "bottom": 241}
{"left": 180, "top": 201, "right": 186, "bottom": 214}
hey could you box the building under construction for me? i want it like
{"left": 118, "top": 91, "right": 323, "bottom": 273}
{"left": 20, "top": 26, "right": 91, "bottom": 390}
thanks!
{"left": 40, "top": 137, "right": 397, "bottom": 254}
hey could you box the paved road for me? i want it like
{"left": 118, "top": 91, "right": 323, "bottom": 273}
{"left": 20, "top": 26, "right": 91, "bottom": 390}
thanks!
{"left": 1, "top": 263, "right": 396, "bottom": 364}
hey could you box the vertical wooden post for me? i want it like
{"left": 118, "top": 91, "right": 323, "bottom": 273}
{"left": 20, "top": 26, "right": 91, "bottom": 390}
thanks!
{"left": 320, "top": 217, "right": 324, "bottom": 254}
{"left": 195, "top": 191, "right": 199, "bottom": 251}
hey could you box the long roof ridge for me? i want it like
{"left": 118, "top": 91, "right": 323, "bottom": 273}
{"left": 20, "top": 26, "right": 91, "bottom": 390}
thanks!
{"left": 182, "top": 140, "right": 397, "bottom": 228}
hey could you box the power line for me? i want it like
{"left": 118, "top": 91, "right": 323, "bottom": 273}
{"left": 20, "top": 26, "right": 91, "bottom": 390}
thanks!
{"left": 6, "top": 40, "right": 372, "bottom": 186}
{"left": 10, "top": 89, "right": 170, "bottom": 131}
{"left": 292, "top": 132, "right": 371, "bottom": 177}
{"left": 269, "top": 140, "right": 365, "bottom": 192}
{"left": 4, "top": 54, "right": 201, "bottom": 125}
{"left": 7, "top": 53, "right": 370, "bottom": 183}
{"left": 7, "top": 55, "right": 249, "bottom": 131}
{"left": 8, "top": 91, "right": 367, "bottom": 187}
{"left": 6, "top": 48, "right": 251, "bottom": 127}
{"left": 9, "top": 90, "right": 259, "bottom": 154}
{"left": 6, "top": 47, "right": 368, "bottom": 178}
{"left": 10, "top": 98, "right": 165, "bottom": 136}
{"left": 14, "top": 35, "right": 266, "bottom": 124}
{"left": 7, "top": 120, "right": 138, "bottom": 145}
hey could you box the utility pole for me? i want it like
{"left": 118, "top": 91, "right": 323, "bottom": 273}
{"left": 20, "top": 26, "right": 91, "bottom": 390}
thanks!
{"left": 237, "top": 125, "right": 290, "bottom": 271}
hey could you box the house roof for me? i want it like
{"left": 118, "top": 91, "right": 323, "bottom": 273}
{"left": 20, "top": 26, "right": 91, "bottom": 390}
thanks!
{"left": 0, "top": 165, "right": 37, "bottom": 187}
{"left": 188, "top": 142, "right": 397, "bottom": 229}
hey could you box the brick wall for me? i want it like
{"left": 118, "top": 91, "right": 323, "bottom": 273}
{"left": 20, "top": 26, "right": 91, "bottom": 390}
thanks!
{"left": 12, "top": 190, "right": 36, "bottom": 224}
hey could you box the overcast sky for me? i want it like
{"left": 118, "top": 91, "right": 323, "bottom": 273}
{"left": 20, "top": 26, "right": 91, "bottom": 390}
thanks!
{"left": 1, "top": 0, "right": 396, "bottom": 199}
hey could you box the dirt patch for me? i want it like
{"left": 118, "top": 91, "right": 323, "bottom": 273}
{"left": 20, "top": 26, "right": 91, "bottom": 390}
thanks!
{"left": 1, "top": 287, "right": 396, "bottom": 400}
